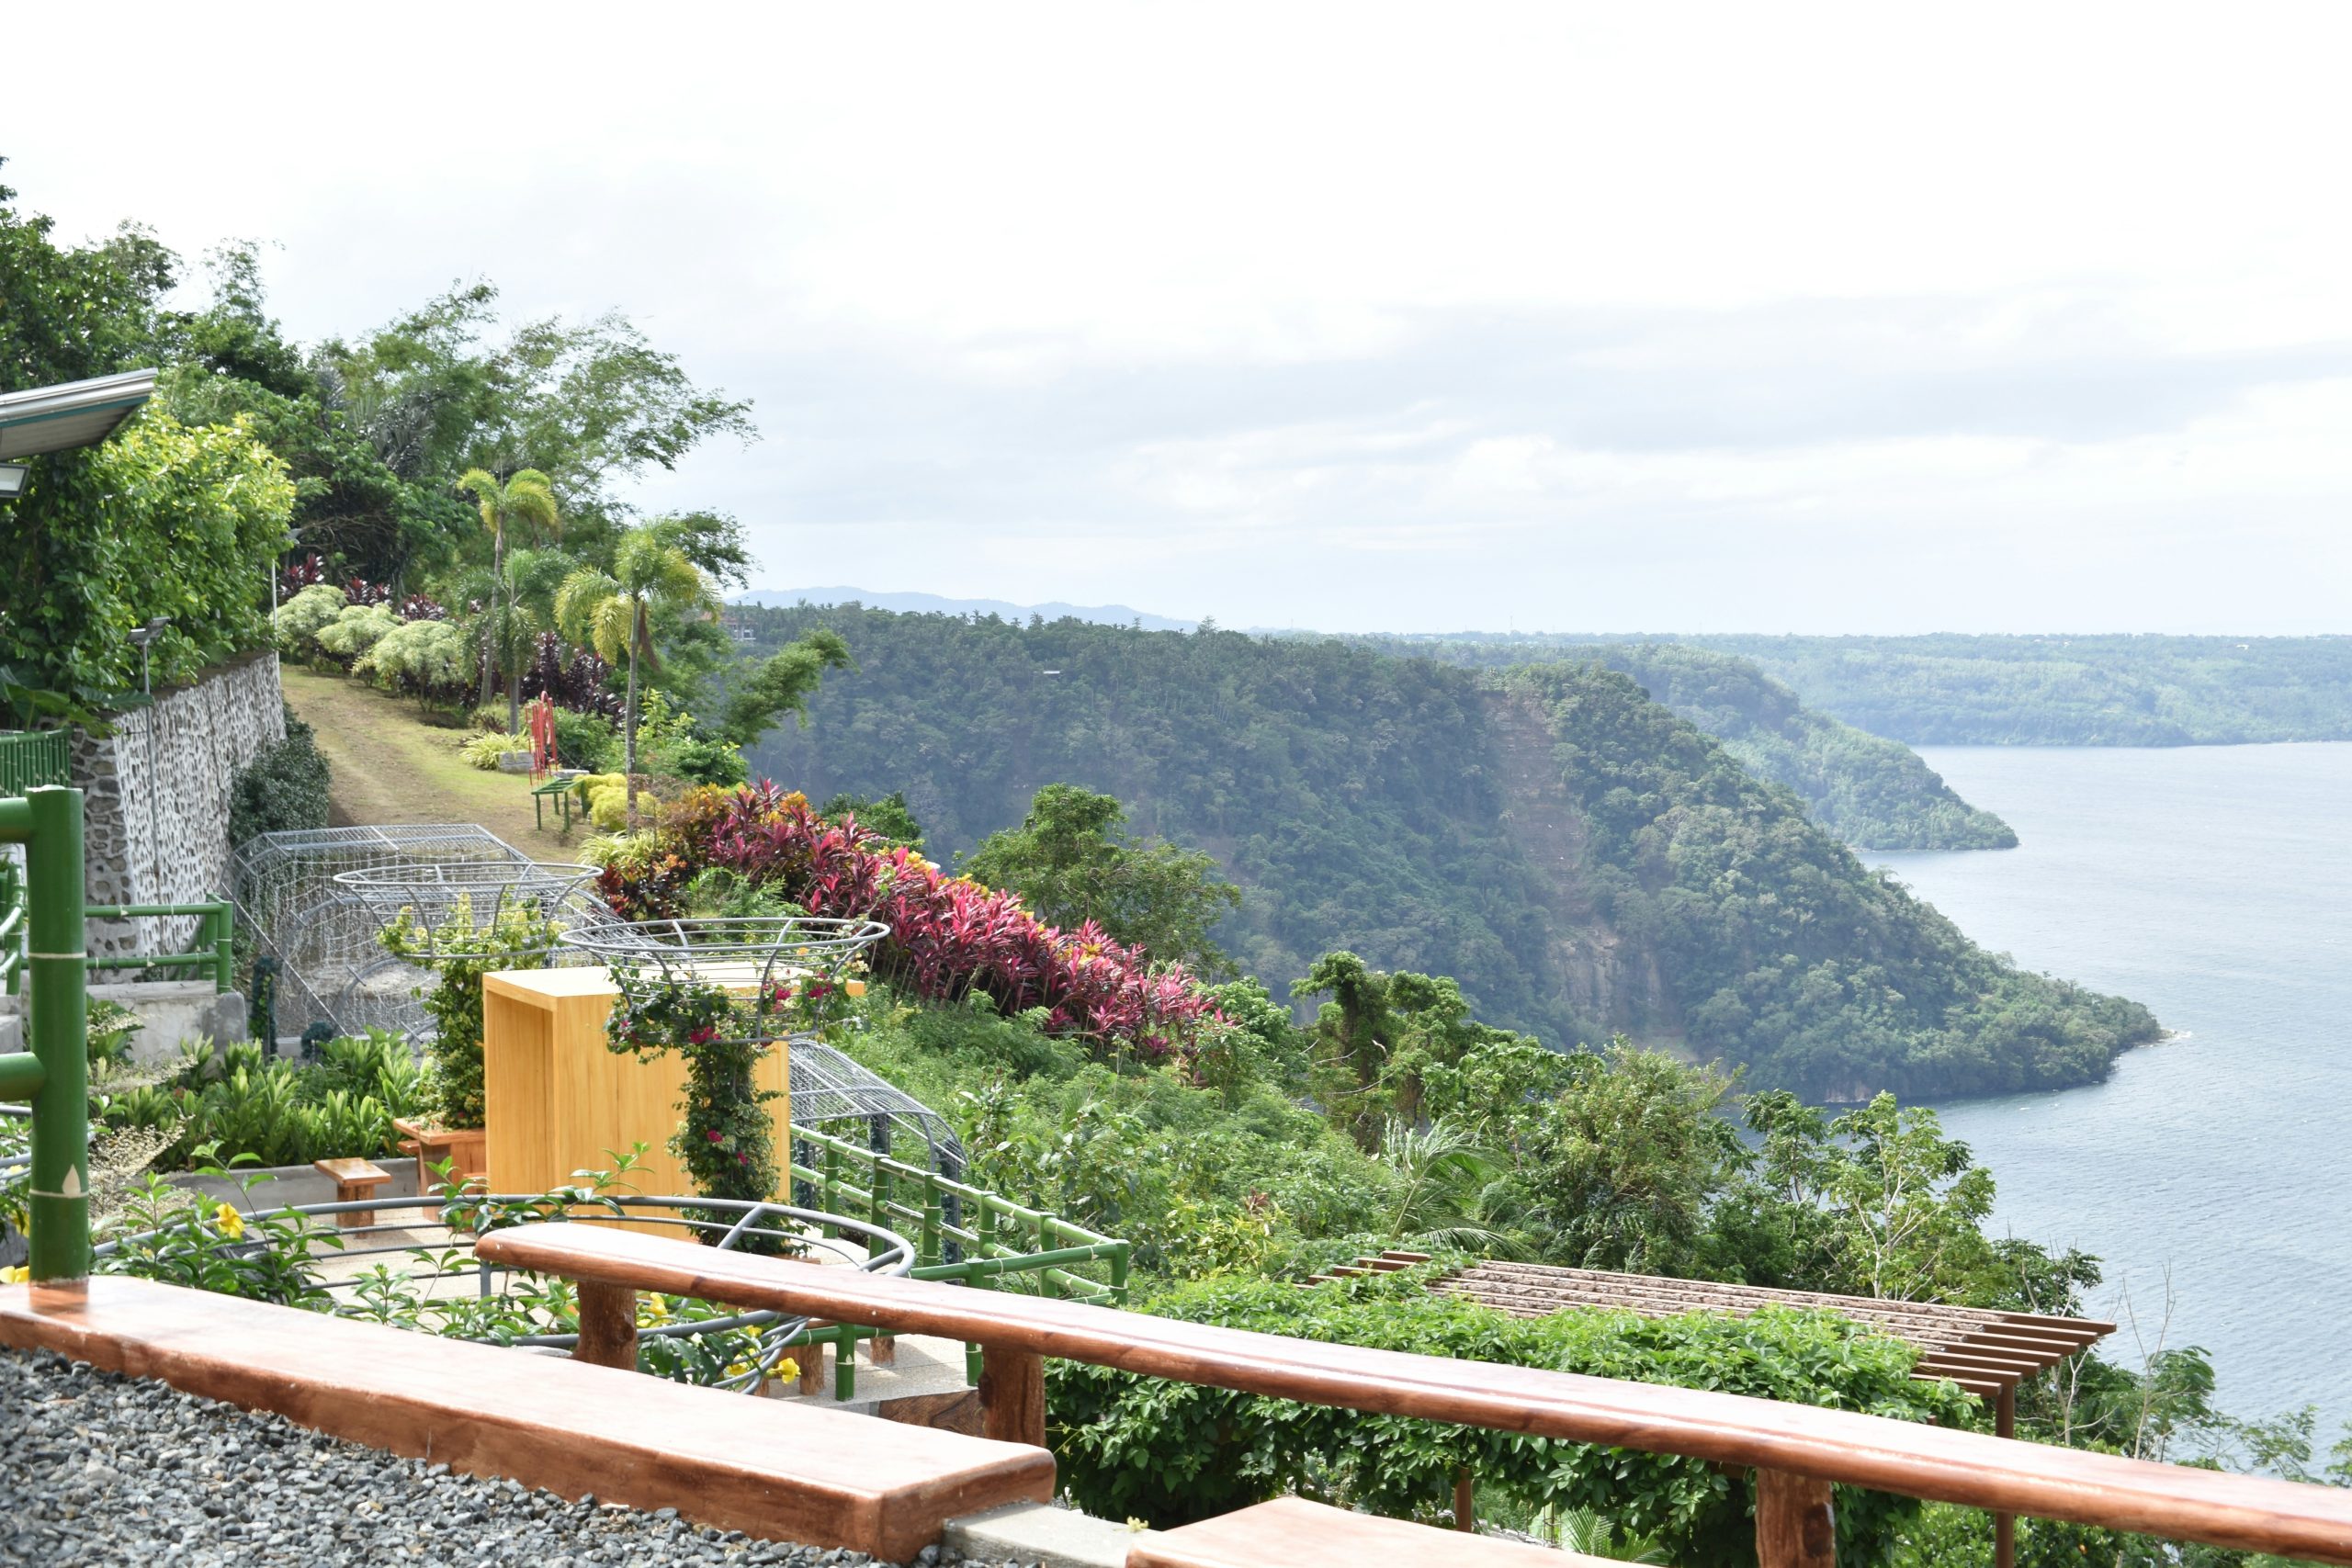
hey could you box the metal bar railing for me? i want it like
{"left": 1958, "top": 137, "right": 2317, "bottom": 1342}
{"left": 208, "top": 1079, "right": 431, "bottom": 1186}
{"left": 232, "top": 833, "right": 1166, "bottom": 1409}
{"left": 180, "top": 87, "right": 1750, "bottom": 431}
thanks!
{"left": 784, "top": 1122, "right": 1131, "bottom": 1404}
{"left": 85, "top": 899, "right": 234, "bottom": 992}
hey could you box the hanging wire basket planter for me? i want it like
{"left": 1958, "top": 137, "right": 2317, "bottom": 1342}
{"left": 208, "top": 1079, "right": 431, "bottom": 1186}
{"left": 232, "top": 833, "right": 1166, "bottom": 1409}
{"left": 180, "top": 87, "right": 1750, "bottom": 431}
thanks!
{"left": 324, "top": 860, "right": 613, "bottom": 1043}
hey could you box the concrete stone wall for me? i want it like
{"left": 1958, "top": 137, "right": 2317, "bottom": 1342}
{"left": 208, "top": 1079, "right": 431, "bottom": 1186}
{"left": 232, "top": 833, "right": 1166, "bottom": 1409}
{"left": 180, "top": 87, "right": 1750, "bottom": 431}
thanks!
{"left": 73, "top": 651, "right": 286, "bottom": 961}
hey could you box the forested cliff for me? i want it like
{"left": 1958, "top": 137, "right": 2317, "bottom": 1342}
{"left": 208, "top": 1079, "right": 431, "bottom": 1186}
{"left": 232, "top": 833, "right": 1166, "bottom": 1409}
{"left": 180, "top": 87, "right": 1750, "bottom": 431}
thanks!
{"left": 737, "top": 605, "right": 2158, "bottom": 1099}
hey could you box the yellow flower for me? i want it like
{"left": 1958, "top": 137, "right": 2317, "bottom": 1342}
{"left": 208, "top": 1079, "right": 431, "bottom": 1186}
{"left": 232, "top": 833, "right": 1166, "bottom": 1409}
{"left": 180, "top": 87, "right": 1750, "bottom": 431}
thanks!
{"left": 214, "top": 1203, "right": 245, "bottom": 1239}
{"left": 776, "top": 1357, "right": 798, "bottom": 1383}
{"left": 724, "top": 1360, "right": 752, "bottom": 1380}
{"left": 1, "top": 1265, "right": 28, "bottom": 1284}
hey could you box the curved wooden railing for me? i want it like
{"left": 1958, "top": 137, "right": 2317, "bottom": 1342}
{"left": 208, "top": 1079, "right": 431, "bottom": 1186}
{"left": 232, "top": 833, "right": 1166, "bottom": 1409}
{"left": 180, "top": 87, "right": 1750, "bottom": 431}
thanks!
{"left": 475, "top": 1223, "right": 2352, "bottom": 1568}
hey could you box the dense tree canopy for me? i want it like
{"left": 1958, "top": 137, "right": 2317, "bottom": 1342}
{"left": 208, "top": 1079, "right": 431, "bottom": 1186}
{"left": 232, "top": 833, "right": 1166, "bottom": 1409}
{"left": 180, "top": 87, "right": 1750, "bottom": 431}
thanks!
{"left": 739, "top": 604, "right": 2160, "bottom": 1099}
{"left": 1373, "top": 636, "right": 2017, "bottom": 850}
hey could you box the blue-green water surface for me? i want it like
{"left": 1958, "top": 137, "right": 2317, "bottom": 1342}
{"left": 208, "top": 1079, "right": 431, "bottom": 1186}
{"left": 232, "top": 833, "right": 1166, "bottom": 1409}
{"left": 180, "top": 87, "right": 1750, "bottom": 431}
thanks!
{"left": 1875, "top": 742, "right": 2352, "bottom": 1438}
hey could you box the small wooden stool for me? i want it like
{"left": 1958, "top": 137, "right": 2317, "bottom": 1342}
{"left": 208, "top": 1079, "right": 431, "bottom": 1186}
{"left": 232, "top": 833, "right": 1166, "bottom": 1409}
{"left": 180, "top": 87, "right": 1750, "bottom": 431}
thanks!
{"left": 312, "top": 1157, "right": 392, "bottom": 1228}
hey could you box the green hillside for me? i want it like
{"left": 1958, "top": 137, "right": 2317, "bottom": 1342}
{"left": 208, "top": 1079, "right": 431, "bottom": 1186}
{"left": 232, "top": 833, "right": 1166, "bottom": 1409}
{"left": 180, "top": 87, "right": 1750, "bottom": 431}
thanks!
{"left": 1682, "top": 633, "right": 2352, "bottom": 746}
{"left": 737, "top": 605, "right": 2157, "bottom": 1100}
{"left": 1369, "top": 637, "right": 2015, "bottom": 850}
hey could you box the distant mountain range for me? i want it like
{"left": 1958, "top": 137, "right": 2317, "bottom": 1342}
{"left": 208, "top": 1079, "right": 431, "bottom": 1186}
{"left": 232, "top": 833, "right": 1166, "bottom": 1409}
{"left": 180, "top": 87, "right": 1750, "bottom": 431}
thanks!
{"left": 734, "top": 586, "right": 1195, "bottom": 633}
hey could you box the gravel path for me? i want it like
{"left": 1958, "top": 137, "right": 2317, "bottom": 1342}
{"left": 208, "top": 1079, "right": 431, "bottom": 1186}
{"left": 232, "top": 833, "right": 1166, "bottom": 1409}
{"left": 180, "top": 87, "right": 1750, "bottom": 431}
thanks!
{"left": 1, "top": 1345, "right": 1023, "bottom": 1567}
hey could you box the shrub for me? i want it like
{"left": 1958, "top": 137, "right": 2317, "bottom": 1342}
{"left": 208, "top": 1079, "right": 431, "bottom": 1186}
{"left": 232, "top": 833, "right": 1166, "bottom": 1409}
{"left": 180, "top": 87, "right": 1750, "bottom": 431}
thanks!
{"left": 357, "top": 618, "right": 470, "bottom": 705}
{"left": 1048, "top": 1268, "right": 1970, "bottom": 1561}
{"left": 98, "top": 1034, "right": 424, "bottom": 1169}
{"left": 551, "top": 707, "right": 619, "bottom": 772}
{"left": 313, "top": 603, "right": 400, "bottom": 663}
{"left": 229, "top": 706, "right": 333, "bottom": 845}
{"left": 458, "top": 731, "right": 517, "bottom": 771}
{"left": 598, "top": 783, "right": 1217, "bottom": 1062}
{"left": 270, "top": 583, "right": 347, "bottom": 659}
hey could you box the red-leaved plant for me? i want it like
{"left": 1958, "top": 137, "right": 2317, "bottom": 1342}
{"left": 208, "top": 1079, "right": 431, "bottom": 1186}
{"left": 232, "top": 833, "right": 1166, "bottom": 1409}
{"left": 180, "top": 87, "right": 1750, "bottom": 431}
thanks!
{"left": 599, "top": 783, "right": 1218, "bottom": 1063}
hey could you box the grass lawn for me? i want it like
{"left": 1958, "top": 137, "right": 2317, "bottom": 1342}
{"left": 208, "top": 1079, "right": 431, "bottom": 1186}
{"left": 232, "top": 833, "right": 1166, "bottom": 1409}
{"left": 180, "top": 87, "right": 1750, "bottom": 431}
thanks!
{"left": 279, "top": 667, "right": 586, "bottom": 856}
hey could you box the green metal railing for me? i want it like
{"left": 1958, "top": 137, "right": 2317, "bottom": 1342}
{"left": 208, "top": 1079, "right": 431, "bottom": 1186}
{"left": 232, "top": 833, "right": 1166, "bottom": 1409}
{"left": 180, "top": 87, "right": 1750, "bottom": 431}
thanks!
{"left": 85, "top": 900, "right": 234, "bottom": 992}
{"left": 784, "top": 1123, "right": 1131, "bottom": 1397}
{"left": 0, "top": 731, "right": 71, "bottom": 796}
{"left": 0, "top": 787, "right": 91, "bottom": 1283}
{"left": 0, "top": 860, "right": 21, "bottom": 996}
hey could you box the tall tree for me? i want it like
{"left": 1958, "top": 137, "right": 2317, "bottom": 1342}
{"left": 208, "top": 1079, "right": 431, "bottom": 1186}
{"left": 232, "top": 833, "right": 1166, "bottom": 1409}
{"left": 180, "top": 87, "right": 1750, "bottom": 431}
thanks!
{"left": 455, "top": 467, "right": 559, "bottom": 726}
{"left": 555, "top": 523, "right": 715, "bottom": 824}
{"left": 963, "top": 784, "right": 1241, "bottom": 975}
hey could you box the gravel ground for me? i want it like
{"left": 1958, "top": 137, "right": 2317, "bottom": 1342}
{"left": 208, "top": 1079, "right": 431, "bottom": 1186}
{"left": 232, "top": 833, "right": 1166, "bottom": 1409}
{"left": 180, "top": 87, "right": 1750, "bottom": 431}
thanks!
{"left": 1, "top": 1346, "right": 1029, "bottom": 1567}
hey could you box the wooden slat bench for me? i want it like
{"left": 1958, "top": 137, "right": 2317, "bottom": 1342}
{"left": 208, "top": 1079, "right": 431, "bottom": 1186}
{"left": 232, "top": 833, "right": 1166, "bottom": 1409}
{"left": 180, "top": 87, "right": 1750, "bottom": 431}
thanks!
{"left": 0, "top": 1276, "right": 1052, "bottom": 1563}
{"left": 1129, "top": 1497, "right": 1632, "bottom": 1568}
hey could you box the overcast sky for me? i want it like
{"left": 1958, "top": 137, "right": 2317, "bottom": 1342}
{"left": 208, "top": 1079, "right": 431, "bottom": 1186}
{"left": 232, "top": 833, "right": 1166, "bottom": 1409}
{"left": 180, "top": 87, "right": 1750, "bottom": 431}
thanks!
{"left": 11, "top": 5, "right": 2352, "bottom": 634}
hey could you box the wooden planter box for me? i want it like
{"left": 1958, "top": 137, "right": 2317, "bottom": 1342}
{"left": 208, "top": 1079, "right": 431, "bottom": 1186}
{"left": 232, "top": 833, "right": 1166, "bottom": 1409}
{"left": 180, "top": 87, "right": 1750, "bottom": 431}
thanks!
{"left": 480, "top": 967, "right": 793, "bottom": 1215}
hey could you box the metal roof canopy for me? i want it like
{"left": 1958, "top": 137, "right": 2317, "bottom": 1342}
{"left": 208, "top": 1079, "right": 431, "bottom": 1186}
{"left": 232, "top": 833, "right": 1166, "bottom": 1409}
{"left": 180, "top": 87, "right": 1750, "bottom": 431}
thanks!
{"left": 1430, "top": 1259, "right": 2113, "bottom": 1401}
{"left": 0, "top": 369, "right": 158, "bottom": 460}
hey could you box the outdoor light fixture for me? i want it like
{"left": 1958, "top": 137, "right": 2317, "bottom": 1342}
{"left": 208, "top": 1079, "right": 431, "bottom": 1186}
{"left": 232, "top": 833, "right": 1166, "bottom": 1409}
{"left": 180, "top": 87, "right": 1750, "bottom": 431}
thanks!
{"left": 0, "top": 464, "right": 28, "bottom": 499}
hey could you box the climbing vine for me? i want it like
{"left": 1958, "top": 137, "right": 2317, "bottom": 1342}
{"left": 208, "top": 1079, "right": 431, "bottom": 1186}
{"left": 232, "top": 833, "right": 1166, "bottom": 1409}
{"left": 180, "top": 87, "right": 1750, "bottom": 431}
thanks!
{"left": 605, "top": 966, "right": 859, "bottom": 1249}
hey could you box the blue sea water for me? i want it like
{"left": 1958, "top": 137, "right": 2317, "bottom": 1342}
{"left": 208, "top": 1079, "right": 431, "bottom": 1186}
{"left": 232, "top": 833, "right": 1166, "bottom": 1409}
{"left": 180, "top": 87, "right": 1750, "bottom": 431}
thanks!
{"left": 1872, "top": 743, "right": 2352, "bottom": 1441}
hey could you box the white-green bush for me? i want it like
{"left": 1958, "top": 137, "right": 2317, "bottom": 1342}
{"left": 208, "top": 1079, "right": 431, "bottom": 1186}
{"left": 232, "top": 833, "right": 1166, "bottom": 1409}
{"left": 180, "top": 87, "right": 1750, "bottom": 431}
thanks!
{"left": 313, "top": 604, "right": 400, "bottom": 662}
{"left": 270, "top": 584, "right": 347, "bottom": 658}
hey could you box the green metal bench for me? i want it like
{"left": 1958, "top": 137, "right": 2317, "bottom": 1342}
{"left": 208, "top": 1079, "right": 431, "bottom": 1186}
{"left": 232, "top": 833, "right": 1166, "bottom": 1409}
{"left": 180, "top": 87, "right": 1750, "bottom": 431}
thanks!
{"left": 532, "top": 775, "right": 579, "bottom": 831}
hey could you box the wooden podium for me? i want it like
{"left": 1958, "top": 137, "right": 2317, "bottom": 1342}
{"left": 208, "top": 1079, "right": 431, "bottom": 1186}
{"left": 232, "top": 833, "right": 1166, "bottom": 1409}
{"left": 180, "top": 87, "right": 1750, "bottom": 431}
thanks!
{"left": 481, "top": 967, "right": 792, "bottom": 1205}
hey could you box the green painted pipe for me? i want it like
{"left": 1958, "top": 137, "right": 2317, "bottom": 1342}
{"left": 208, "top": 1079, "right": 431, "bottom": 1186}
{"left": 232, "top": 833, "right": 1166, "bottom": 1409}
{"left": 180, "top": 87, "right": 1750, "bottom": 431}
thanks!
{"left": 0, "top": 1053, "right": 43, "bottom": 1098}
{"left": 25, "top": 787, "right": 88, "bottom": 1284}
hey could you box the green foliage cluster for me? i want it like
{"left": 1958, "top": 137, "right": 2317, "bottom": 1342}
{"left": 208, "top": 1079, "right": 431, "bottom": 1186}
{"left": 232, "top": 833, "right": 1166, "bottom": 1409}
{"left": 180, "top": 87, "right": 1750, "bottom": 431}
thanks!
{"left": 738, "top": 605, "right": 2157, "bottom": 1099}
{"left": 0, "top": 413, "right": 294, "bottom": 723}
{"left": 227, "top": 705, "right": 332, "bottom": 845}
{"left": 98, "top": 1035, "right": 424, "bottom": 1169}
{"left": 1051, "top": 1267, "right": 1968, "bottom": 1561}
{"left": 379, "top": 897, "right": 560, "bottom": 1128}
{"left": 964, "top": 784, "right": 1242, "bottom": 976}
{"left": 1682, "top": 633, "right": 2352, "bottom": 746}
{"left": 1379, "top": 637, "right": 2017, "bottom": 850}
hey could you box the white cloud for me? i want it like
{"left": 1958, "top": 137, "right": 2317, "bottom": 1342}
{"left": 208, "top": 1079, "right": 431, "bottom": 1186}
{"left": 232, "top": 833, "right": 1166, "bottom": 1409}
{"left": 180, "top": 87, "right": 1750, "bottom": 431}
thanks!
{"left": 8, "top": 2, "right": 2352, "bottom": 632}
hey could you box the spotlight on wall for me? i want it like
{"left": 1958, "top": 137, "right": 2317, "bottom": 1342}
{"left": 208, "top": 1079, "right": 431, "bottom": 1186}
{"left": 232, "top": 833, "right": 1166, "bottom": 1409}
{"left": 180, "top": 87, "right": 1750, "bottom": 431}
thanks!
{"left": 0, "top": 464, "right": 29, "bottom": 499}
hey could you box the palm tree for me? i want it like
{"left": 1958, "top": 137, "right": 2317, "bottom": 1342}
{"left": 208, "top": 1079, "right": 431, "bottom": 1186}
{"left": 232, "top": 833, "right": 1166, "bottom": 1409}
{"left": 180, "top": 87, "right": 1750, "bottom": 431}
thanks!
{"left": 555, "top": 525, "right": 715, "bottom": 826}
{"left": 456, "top": 467, "right": 560, "bottom": 727}
{"left": 1376, "top": 1117, "right": 1521, "bottom": 1257}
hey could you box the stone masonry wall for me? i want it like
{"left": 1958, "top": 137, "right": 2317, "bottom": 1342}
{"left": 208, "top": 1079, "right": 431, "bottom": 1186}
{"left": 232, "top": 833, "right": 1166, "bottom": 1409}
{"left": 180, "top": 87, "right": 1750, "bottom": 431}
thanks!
{"left": 74, "top": 651, "right": 286, "bottom": 961}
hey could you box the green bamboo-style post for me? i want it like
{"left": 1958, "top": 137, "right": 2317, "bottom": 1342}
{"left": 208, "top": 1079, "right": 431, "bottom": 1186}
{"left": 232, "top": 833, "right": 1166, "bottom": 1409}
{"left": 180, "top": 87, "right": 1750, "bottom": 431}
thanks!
{"left": 0, "top": 788, "right": 89, "bottom": 1283}
{"left": 920, "top": 1173, "right": 943, "bottom": 1269}
{"left": 821, "top": 1141, "right": 842, "bottom": 1239}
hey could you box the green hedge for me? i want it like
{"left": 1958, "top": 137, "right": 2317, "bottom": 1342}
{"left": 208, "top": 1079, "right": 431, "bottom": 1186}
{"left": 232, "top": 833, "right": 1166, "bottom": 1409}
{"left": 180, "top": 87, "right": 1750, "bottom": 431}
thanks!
{"left": 1048, "top": 1269, "right": 1972, "bottom": 1565}
{"left": 228, "top": 705, "right": 332, "bottom": 844}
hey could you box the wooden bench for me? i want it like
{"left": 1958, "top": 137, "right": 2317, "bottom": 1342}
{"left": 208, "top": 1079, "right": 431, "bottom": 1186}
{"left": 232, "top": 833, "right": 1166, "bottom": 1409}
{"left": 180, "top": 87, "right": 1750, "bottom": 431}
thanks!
{"left": 0, "top": 1274, "right": 1052, "bottom": 1562}
{"left": 1130, "top": 1497, "right": 1629, "bottom": 1568}
{"left": 472, "top": 1223, "right": 2352, "bottom": 1567}
{"left": 311, "top": 1156, "right": 391, "bottom": 1227}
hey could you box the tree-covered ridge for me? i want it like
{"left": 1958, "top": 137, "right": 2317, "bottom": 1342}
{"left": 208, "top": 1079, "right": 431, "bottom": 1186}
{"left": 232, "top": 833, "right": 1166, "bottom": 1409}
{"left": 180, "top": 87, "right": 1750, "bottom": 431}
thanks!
{"left": 1515, "top": 662, "right": 2158, "bottom": 1098}
{"left": 1678, "top": 633, "right": 2352, "bottom": 746}
{"left": 1374, "top": 637, "right": 2015, "bottom": 850}
{"left": 735, "top": 604, "right": 2159, "bottom": 1099}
